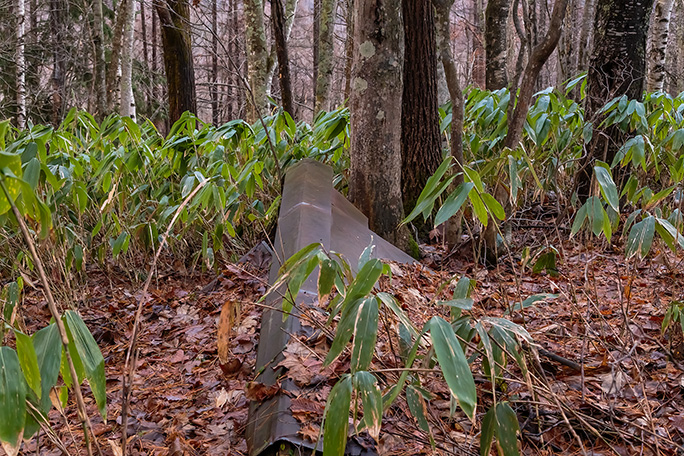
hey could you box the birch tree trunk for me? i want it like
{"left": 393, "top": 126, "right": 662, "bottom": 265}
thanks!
{"left": 244, "top": 0, "right": 269, "bottom": 120}
{"left": 16, "top": 0, "right": 26, "bottom": 128}
{"left": 120, "top": 0, "right": 137, "bottom": 120}
{"left": 484, "top": 0, "right": 511, "bottom": 90}
{"left": 349, "top": 0, "right": 412, "bottom": 253}
{"left": 314, "top": 0, "right": 336, "bottom": 115}
{"left": 646, "top": 0, "right": 676, "bottom": 93}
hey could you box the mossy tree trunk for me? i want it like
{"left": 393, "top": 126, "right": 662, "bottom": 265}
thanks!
{"left": 349, "top": 0, "right": 413, "bottom": 254}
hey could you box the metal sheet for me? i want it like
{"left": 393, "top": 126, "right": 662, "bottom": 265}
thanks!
{"left": 247, "top": 159, "right": 414, "bottom": 456}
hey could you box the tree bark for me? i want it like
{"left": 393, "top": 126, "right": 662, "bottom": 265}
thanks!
{"left": 120, "top": 0, "right": 137, "bottom": 120}
{"left": 471, "top": 0, "right": 486, "bottom": 88}
{"left": 16, "top": 0, "right": 26, "bottom": 128}
{"left": 272, "top": 0, "right": 294, "bottom": 114}
{"left": 50, "top": 0, "right": 66, "bottom": 126}
{"left": 314, "top": 0, "right": 337, "bottom": 115}
{"left": 646, "top": 0, "right": 676, "bottom": 93}
{"left": 211, "top": 0, "right": 219, "bottom": 124}
{"left": 349, "top": 0, "right": 412, "bottom": 253}
{"left": 244, "top": 0, "right": 269, "bottom": 121}
{"left": 485, "top": 0, "right": 511, "bottom": 90}
{"left": 92, "top": 0, "right": 107, "bottom": 119}
{"left": 343, "top": 0, "right": 354, "bottom": 101}
{"left": 107, "top": 0, "right": 129, "bottom": 112}
{"left": 433, "top": 0, "right": 466, "bottom": 247}
{"left": 575, "top": 0, "right": 654, "bottom": 200}
{"left": 577, "top": 0, "right": 597, "bottom": 70}
{"left": 155, "top": 0, "right": 197, "bottom": 125}
{"left": 400, "top": 0, "right": 442, "bottom": 216}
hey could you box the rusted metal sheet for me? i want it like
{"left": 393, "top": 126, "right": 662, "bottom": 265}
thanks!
{"left": 246, "top": 159, "right": 414, "bottom": 456}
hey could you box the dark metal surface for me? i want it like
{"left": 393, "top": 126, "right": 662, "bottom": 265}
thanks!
{"left": 246, "top": 159, "right": 414, "bottom": 456}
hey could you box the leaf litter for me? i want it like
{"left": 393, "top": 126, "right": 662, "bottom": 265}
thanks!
{"left": 6, "top": 224, "right": 684, "bottom": 455}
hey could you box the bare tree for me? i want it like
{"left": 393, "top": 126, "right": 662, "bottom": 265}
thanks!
{"left": 244, "top": 0, "right": 269, "bottom": 120}
{"left": 91, "top": 0, "right": 107, "bottom": 118}
{"left": 577, "top": 0, "right": 597, "bottom": 70}
{"left": 272, "top": 0, "right": 294, "bottom": 114}
{"left": 313, "top": 0, "right": 336, "bottom": 115}
{"left": 120, "top": 0, "right": 137, "bottom": 120}
{"left": 15, "top": 0, "right": 25, "bottom": 128}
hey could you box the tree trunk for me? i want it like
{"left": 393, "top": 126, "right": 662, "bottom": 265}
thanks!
{"left": 472, "top": 0, "right": 486, "bottom": 88}
{"left": 485, "top": 0, "right": 511, "bottom": 90}
{"left": 211, "top": 0, "right": 219, "bottom": 124}
{"left": 16, "top": 0, "right": 26, "bottom": 128}
{"left": 120, "top": 0, "right": 137, "bottom": 120}
{"left": 343, "top": 0, "right": 354, "bottom": 101}
{"left": 577, "top": 0, "right": 597, "bottom": 70}
{"left": 505, "top": 0, "right": 568, "bottom": 148}
{"left": 107, "top": 0, "right": 129, "bottom": 111}
{"left": 244, "top": 0, "right": 269, "bottom": 121}
{"left": 92, "top": 0, "right": 107, "bottom": 119}
{"left": 434, "top": 0, "right": 466, "bottom": 247}
{"left": 575, "top": 0, "right": 654, "bottom": 200}
{"left": 400, "top": 0, "right": 442, "bottom": 216}
{"left": 272, "top": 0, "right": 294, "bottom": 114}
{"left": 314, "top": 0, "right": 337, "bottom": 115}
{"left": 646, "top": 0, "right": 676, "bottom": 93}
{"left": 155, "top": 0, "right": 197, "bottom": 124}
{"left": 50, "top": 0, "right": 66, "bottom": 126}
{"left": 349, "top": 0, "right": 412, "bottom": 253}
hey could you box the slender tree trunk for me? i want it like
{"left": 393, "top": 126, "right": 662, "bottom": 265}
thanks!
{"left": 107, "top": 0, "right": 129, "bottom": 111}
{"left": 646, "top": 0, "right": 676, "bottom": 93}
{"left": 472, "top": 0, "right": 486, "bottom": 87}
{"left": 557, "top": 0, "right": 575, "bottom": 82}
{"left": 272, "top": 0, "right": 294, "bottom": 114}
{"left": 349, "top": 0, "right": 412, "bottom": 253}
{"left": 90, "top": 0, "right": 107, "bottom": 119}
{"left": 434, "top": 0, "right": 466, "bottom": 247}
{"left": 211, "top": 0, "right": 219, "bottom": 124}
{"left": 313, "top": 0, "right": 320, "bottom": 103}
{"left": 400, "top": 0, "right": 442, "bottom": 216}
{"left": 50, "top": 0, "right": 66, "bottom": 126}
{"left": 485, "top": 0, "right": 511, "bottom": 90}
{"left": 577, "top": 0, "right": 597, "bottom": 70}
{"left": 575, "top": 0, "right": 655, "bottom": 200}
{"left": 155, "top": 0, "right": 197, "bottom": 124}
{"left": 152, "top": 3, "right": 159, "bottom": 105}
{"left": 265, "top": 0, "right": 298, "bottom": 98}
{"left": 120, "top": 0, "right": 137, "bottom": 120}
{"left": 343, "top": 0, "right": 354, "bottom": 101}
{"left": 505, "top": 0, "right": 568, "bottom": 148}
{"left": 16, "top": 0, "right": 26, "bottom": 128}
{"left": 244, "top": 0, "right": 269, "bottom": 120}
{"left": 140, "top": 0, "right": 149, "bottom": 114}
{"left": 314, "top": 0, "right": 336, "bottom": 115}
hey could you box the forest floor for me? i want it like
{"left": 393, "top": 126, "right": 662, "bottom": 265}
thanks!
{"left": 6, "top": 223, "right": 684, "bottom": 456}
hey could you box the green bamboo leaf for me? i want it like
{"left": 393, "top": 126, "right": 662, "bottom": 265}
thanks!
{"left": 64, "top": 311, "right": 107, "bottom": 419}
{"left": 14, "top": 330, "right": 41, "bottom": 399}
{"left": 480, "top": 406, "right": 496, "bottom": 456}
{"left": 0, "top": 347, "right": 26, "bottom": 454}
{"left": 593, "top": 164, "right": 619, "bottom": 212}
{"left": 354, "top": 371, "right": 382, "bottom": 441}
{"left": 434, "top": 182, "right": 474, "bottom": 226}
{"left": 436, "top": 298, "right": 474, "bottom": 310}
{"left": 625, "top": 216, "right": 655, "bottom": 259}
{"left": 323, "top": 375, "right": 352, "bottom": 456}
{"left": 318, "top": 259, "right": 337, "bottom": 304}
{"left": 325, "top": 298, "right": 363, "bottom": 366}
{"left": 469, "top": 189, "right": 488, "bottom": 226}
{"left": 406, "top": 385, "right": 432, "bottom": 438}
{"left": 429, "top": 317, "right": 476, "bottom": 419}
{"left": 494, "top": 402, "right": 520, "bottom": 456}
{"left": 351, "top": 297, "right": 379, "bottom": 373}
{"left": 0, "top": 152, "right": 23, "bottom": 216}
{"left": 376, "top": 292, "right": 419, "bottom": 341}
{"left": 481, "top": 192, "right": 506, "bottom": 221}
